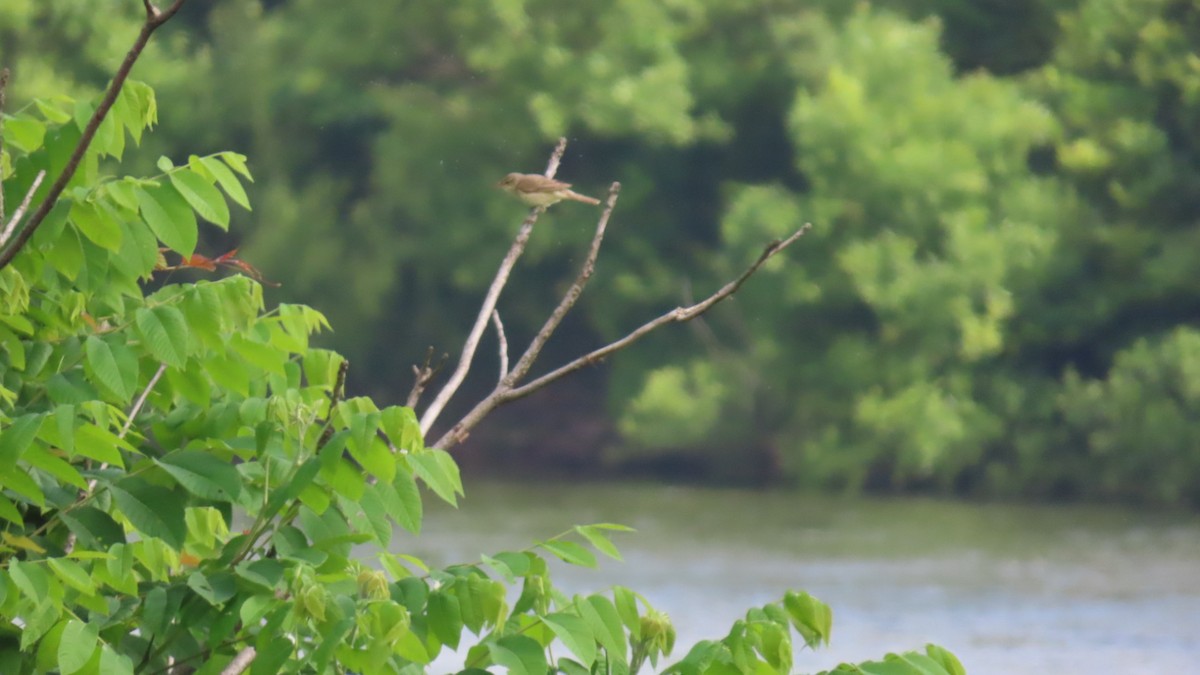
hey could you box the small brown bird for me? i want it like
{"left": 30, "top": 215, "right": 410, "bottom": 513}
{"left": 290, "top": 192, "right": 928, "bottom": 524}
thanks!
{"left": 497, "top": 172, "right": 600, "bottom": 207}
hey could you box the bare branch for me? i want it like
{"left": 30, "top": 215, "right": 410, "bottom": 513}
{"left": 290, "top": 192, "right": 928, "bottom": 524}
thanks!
{"left": 492, "top": 310, "right": 509, "bottom": 384}
{"left": 432, "top": 224, "right": 812, "bottom": 450}
{"left": 122, "top": 362, "right": 168, "bottom": 438}
{"left": 406, "top": 347, "right": 447, "bottom": 409}
{"left": 507, "top": 181, "right": 620, "bottom": 385}
{"left": 0, "top": 0, "right": 190, "bottom": 271}
{"left": 0, "top": 170, "right": 44, "bottom": 247}
{"left": 417, "top": 138, "right": 569, "bottom": 435}
{"left": 316, "top": 358, "right": 350, "bottom": 450}
{"left": 0, "top": 67, "right": 8, "bottom": 224}
{"left": 219, "top": 647, "right": 256, "bottom": 675}
{"left": 65, "top": 361, "right": 168, "bottom": 555}
{"left": 544, "top": 136, "right": 569, "bottom": 181}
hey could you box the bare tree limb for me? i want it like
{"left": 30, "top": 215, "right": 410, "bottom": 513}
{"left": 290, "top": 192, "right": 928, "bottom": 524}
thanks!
{"left": 506, "top": 181, "right": 621, "bottom": 386}
{"left": 433, "top": 224, "right": 812, "bottom": 450}
{"left": 65, "top": 361, "right": 168, "bottom": 555}
{"left": 0, "top": 0, "right": 190, "bottom": 271}
{"left": 418, "top": 138, "right": 569, "bottom": 435}
{"left": 491, "top": 310, "right": 509, "bottom": 385}
{"left": 121, "top": 362, "right": 168, "bottom": 439}
{"left": 0, "top": 170, "right": 45, "bottom": 247}
{"left": 0, "top": 67, "right": 8, "bottom": 225}
{"left": 219, "top": 647, "right": 256, "bottom": 675}
{"left": 406, "top": 347, "right": 447, "bottom": 409}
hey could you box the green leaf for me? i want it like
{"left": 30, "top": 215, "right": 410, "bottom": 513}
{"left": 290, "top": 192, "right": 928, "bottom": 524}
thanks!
{"left": 60, "top": 506, "right": 125, "bottom": 548}
{"left": 73, "top": 423, "right": 129, "bottom": 467}
{"left": 543, "top": 612, "right": 597, "bottom": 665}
{"left": 250, "top": 637, "right": 293, "bottom": 675}
{"left": 0, "top": 413, "right": 42, "bottom": 468}
{"left": 487, "top": 635, "right": 549, "bottom": 675}
{"left": 135, "top": 305, "right": 190, "bottom": 367}
{"left": 784, "top": 590, "right": 832, "bottom": 648}
{"left": 0, "top": 494, "right": 22, "bottom": 525}
{"left": 577, "top": 595, "right": 628, "bottom": 666}
{"left": 924, "top": 644, "right": 966, "bottom": 675}
{"left": 155, "top": 449, "right": 241, "bottom": 500}
{"left": 391, "top": 465, "right": 423, "bottom": 534}
{"left": 381, "top": 405, "right": 422, "bottom": 452}
{"left": 58, "top": 619, "right": 99, "bottom": 674}
{"left": 409, "top": 448, "right": 463, "bottom": 506}
{"left": 84, "top": 336, "right": 133, "bottom": 402}
{"left": 188, "top": 571, "right": 237, "bottom": 606}
{"left": 428, "top": 589, "right": 463, "bottom": 649}
{"left": 48, "top": 558, "right": 96, "bottom": 596}
{"left": 219, "top": 151, "right": 253, "bottom": 181}
{"left": 4, "top": 116, "right": 46, "bottom": 152}
{"left": 109, "top": 477, "right": 188, "bottom": 550}
{"left": 98, "top": 645, "right": 134, "bottom": 675}
{"left": 20, "top": 600, "right": 59, "bottom": 650}
{"left": 170, "top": 168, "right": 230, "bottom": 229}
{"left": 540, "top": 540, "right": 597, "bottom": 568}
{"left": 198, "top": 155, "right": 251, "bottom": 210}
{"left": 136, "top": 183, "right": 197, "bottom": 256}
{"left": 576, "top": 524, "right": 624, "bottom": 561}
{"left": 9, "top": 558, "right": 49, "bottom": 600}
{"left": 235, "top": 559, "right": 284, "bottom": 591}
{"left": 70, "top": 200, "right": 123, "bottom": 251}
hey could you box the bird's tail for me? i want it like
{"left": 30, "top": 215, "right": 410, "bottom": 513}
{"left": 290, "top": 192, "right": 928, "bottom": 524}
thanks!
{"left": 565, "top": 190, "right": 601, "bottom": 205}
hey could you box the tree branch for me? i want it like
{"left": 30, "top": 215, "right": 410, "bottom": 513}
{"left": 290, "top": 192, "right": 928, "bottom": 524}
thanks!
{"left": 432, "top": 224, "right": 812, "bottom": 450}
{"left": 0, "top": 170, "right": 45, "bottom": 247}
{"left": 417, "top": 137, "right": 568, "bottom": 435}
{"left": 406, "top": 347, "right": 447, "bottom": 409}
{"left": 491, "top": 310, "right": 509, "bottom": 384}
{"left": 506, "top": 181, "right": 621, "bottom": 385}
{"left": 219, "top": 647, "right": 256, "bottom": 675}
{"left": 0, "top": 0, "right": 190, "bottom": 271}
{"left": 0, "top": 67, "right": 9, "bottom": 225}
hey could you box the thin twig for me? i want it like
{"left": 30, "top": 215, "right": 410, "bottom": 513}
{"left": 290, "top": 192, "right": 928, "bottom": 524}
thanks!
{"left": 506, "top": 181, "right": 620, "bottom": 386}
{"left": 0, "top": 0, "right": 190, "bottom": 271}
{"left": 433, "top": 224, "right": 812, "bottom": 450}
{"left": 406, "top": 347, "right": 447, "bottom": 409}
{"left": 316, "top": 358, "right": 350, "bottom": 450}
{"left": 219, "top": 647, "right": 256, "bottom": 675}
{"left": 491, "top": 310, "right": 509, "bottom": 384}
{"left": 0, "top": 67, "right": 9, "bottom": 224}
{"left": 0, "top": 170, "right": 44, "bottom": 246}
{"left": 64, "top": 361, "right": 168, "bottom": 555}
{"left": 417, "top": 137, "right": 569, "bottom": 435}
{"left": 121, "top": 362, "right": 168, "bottom": 438}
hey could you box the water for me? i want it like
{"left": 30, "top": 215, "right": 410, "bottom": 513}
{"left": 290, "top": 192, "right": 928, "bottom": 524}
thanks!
{"left": 394, "top": 480, "right": 1200, "bottom": 674}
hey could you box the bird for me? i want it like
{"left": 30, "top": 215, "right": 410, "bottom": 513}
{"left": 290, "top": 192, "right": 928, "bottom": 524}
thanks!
{"left": 497, "top": 172, "right": 600, "bottom": 207}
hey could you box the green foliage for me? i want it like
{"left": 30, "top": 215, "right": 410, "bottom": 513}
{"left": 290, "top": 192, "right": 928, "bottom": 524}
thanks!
{"left": 0, "top": 78, "right": 959, "bottom": 673}
{"left": 13, "top": 0, "right": 1196, "bottom": 509}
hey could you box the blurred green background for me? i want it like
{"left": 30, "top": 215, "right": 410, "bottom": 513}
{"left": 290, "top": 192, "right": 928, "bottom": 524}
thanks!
{"left": 4, "top": 0, "right": 1199, "bottom": 506}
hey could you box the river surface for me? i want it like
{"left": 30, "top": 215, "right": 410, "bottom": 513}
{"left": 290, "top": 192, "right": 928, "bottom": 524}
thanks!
{"left": 395, "top": 479, "right": 1200, "bottom": 674}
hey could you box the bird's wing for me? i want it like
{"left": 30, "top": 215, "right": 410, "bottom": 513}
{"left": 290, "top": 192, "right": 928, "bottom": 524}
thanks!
{"left": 516, "top": 175, "right": 572, "bottom": 192}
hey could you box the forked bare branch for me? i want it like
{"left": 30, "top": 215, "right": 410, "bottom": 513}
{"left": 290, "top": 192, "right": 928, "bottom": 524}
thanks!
{"left": 417, "top": 137, "right": 569, "bottom": 434}
{"left": 430, "top": 215, "right": 811, "bottom": 449}
{"left": 0, "top": 0, "right": 190, "bottom": 271}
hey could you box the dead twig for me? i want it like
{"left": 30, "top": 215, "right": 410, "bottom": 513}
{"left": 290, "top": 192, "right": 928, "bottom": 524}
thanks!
{"left": 219, "top": 647, "right": 256, "bottom": 675}
{"left": 0, "top": 67, "right": 8, "bottom": 224}
{"left": 0, "top": 0, "right": 190, "bottom": 271}
{"left": 0, "top": 170, "right": 45, "bottom": 247}
{"left": 433, "top": 224, "right": 812, "bottom": 450}
{"left": 417, "top": 137, "right": 568, "bottom": 434}
{"left": 406, "top": 347, "right": 447, "bottom": 409}
{"left": 505, "top": 181, "right": 621, "bottom": 386}
{"left": 491, "top": 310, "right": 509, "bottom": 385}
